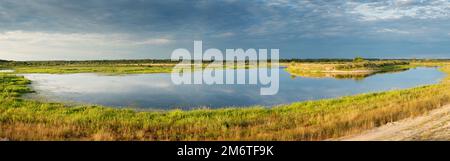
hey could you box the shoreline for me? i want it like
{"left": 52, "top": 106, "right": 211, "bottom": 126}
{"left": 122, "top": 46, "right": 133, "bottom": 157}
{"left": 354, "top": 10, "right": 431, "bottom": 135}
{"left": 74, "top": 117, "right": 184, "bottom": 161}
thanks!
{"left": 1, "top": 62, "right": 450, "bottom": 140}
{"left": 285, "top": 61, "right": 411, "bottom": 80}
{"left": 19, "top": 67, "right": 436, "bottom": 111}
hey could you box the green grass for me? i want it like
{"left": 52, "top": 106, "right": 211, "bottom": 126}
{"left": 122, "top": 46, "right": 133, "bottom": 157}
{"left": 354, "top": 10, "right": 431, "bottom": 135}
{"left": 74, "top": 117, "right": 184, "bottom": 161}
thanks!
{"left": 334, "top": 61, "right": 409, "bottom": 70}
{"left": 287, "top": 60, "right": 409, "bottom": 72}
{"left": 286, "top": 61, "right": 412, "bottom": 80}
{"left": 11, "top": 65, "right": 174, "bottom": 74}
{"left": 0, "top": 58, "right": 285, "bottom": 75}
{"left": 8, "top": 64, "right": 266, "bottom": 74}
{"left": 1, "top": 62, "right": 450, "bottom": 140}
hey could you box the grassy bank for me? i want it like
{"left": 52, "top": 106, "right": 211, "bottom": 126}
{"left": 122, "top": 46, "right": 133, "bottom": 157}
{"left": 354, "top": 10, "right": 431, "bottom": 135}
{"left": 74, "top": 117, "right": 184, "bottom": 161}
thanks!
{"left": 287, "top": 60, "right": 409, "bottom": 72}
{"left": 286, "top": 61, "right": 411, "bottom": 79}
{"left": 9, "top": 65, "right": 260, "bottom": 74}
{"left": 1, "top": 62, "right": 450, "bottom": 140}
{"left": 0, "top": 60, "right": 175, "bottom": 74}
{"left": 1, "top": 59, "right": 288, "bottom": 74}
{"left": 5, "top": 63, "right": 272, "bottom": 74}
{"left": 12, "top": 65, "right": 175, "bottom": 74}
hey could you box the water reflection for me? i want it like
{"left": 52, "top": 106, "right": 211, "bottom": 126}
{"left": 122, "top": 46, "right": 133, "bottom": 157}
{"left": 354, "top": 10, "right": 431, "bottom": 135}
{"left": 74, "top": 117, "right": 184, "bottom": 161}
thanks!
{"left": 23, "top": 67, "right": 444, "bottom": 110}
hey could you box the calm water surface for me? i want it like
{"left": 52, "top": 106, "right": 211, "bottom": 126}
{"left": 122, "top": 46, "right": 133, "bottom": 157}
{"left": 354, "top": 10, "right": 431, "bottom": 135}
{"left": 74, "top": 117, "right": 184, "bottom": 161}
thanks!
{"left": 22, "top": 67, "right": 444, "bottom": 110}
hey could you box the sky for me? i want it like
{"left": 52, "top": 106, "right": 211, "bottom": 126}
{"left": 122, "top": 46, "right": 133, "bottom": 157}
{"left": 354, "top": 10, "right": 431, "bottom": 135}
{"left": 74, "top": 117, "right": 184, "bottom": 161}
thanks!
{"left": 1, "top": 0, "right": 450, "bottom": 60}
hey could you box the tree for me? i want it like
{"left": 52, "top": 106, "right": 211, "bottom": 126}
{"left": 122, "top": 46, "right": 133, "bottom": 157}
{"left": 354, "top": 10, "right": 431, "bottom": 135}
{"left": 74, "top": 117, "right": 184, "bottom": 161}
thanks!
{"left": 353, "top": 56, "right": 365, "bottom": 63}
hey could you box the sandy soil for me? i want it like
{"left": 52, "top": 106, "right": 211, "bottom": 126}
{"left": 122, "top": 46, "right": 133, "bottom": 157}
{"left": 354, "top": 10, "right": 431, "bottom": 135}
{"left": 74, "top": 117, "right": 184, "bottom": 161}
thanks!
{"left": 335, "top": 105, "right": 450, "bottom": 141}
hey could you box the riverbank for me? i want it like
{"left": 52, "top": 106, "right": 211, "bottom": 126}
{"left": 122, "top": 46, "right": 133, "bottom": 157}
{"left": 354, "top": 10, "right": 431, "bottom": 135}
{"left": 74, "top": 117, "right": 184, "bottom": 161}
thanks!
{"left": 1, "top": 62, "right": 450, "bottom": 140}
{"left": 1, "top": 60, "right": 286, "bottom": 74}
{"left": 286, "top": 61, "right": 410, "bottom": 79}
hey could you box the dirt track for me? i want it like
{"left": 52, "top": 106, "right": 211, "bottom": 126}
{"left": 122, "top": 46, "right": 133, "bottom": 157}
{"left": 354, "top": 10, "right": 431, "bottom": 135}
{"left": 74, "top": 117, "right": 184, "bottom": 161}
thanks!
{"left": 335, "top": 105, "right": 450, "bottom": 141}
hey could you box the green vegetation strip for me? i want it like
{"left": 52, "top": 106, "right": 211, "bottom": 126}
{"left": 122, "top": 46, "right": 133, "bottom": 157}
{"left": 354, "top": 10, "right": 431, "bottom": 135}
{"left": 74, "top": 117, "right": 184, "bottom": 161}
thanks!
{"left": 12, "top": 66, "right": 175, "bottom": 74}
{"left": 1, "top": 62, "right": 450, "bottom": 140}
{"left": 1, "top": 60, "right": 278, "bottom": 74}
{"left": 286, "top": 61, "right": 412, "bottom": 80}
{"left": 287, "top": 60, "right": 410, "bottom": 73}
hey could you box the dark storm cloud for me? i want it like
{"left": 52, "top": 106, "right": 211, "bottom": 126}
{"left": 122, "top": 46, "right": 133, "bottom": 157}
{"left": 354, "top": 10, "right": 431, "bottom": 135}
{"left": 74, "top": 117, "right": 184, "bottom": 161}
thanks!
{"left": 1, "top": 0, "right": 450, "bottom": 60}
{"left": 0, "top": 0, "right": 262, "bottom": 34}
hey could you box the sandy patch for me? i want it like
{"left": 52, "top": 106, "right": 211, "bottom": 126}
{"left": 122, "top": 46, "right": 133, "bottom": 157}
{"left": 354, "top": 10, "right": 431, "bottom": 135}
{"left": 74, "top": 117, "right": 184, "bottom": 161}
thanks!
{"left": 334, "top": 105, "right": 450, "bottom": 141}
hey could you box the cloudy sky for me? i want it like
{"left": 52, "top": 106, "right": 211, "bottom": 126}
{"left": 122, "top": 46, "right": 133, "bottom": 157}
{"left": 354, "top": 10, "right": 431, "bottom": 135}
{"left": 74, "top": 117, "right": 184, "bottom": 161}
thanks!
{"left": 1, "top": 0, "right": 450, "bottom": 60}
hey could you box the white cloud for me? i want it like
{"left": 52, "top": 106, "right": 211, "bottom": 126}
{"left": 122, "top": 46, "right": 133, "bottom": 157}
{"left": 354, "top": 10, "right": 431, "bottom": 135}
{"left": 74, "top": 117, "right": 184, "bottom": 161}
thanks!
{"left": 377, "top": 28, "right": 411, "bottom": 34}
{"left": 0, "top": 31, "right": 171, "bottom": 46}
{"left": 134, "top": 38, "right": 172, "bottom": 45}
{"left": 347, "top": 0, "right": 450, "bottom": 21}
{"left": 212, "top": 32, "right": 235, "bottom": 38}
{"left": 0, "top": 31, "right": 172, "bottom": 60}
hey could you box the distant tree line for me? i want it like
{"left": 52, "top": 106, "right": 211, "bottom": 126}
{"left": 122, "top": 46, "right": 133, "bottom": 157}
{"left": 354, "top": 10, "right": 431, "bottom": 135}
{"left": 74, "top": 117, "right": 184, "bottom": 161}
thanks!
{"left": 1, "top": 59, "right": 179, "bottom": 67}
{"left": 2, "top": 58, "right": 450, "bottom": 67}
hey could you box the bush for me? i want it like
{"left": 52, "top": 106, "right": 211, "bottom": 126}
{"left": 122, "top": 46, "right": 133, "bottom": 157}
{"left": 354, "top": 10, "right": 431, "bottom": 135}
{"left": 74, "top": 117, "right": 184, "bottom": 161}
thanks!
{"left": 353, "top": 57, "right": 365, "bottom": 63}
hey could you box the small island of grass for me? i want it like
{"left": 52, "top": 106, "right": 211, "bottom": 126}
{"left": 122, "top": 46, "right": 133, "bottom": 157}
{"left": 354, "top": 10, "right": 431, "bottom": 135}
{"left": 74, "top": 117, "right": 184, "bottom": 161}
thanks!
{"left": 286, "top": 58, "right": 410, "bottom": 79}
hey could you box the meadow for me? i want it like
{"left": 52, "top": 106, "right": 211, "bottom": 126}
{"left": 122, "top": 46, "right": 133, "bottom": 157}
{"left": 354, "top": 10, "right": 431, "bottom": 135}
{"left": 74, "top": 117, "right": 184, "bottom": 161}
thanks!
{"left": 2, "top": 61, "right": 272, "bottom": 74}
{"left": 286, "top": 60, "right": 412, "bottom": 80}
{"left": 1, "top": 60, "right": 450, "bottom": 140}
